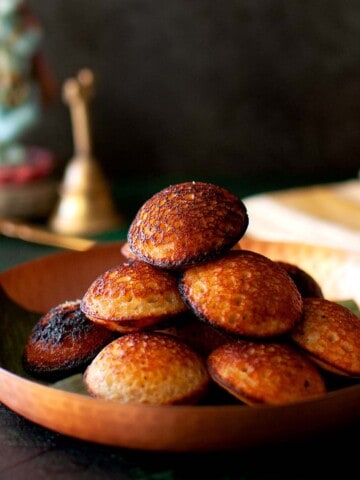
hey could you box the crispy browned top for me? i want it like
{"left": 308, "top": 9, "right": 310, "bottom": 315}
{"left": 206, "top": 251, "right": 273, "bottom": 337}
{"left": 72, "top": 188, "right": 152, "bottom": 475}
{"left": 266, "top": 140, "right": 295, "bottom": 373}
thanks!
{"left": 84, "top": 332, "right": 210, "bottom": 405}
{"left": 179, "top": 250, "right": 303, "bottom": 337}
{"left": 291, "top": 298, "right": 360, "bottom": 376}
{"left": 127, "top": 181, "right": 248, "bottom": 268}
{"left": 81, "top": 260, "right": 187, "bottom": 324}
{"left": 207, "top": 340, "right": 326, "bottom": 405}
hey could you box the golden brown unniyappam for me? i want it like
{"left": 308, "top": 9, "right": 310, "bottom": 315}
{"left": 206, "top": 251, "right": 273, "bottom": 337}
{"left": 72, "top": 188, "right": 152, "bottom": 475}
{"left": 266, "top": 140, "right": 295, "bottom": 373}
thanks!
{"left": 290, "top": 298, "right": 360, "bottom": 377}
{"left": 179, "top": 250, "right": 303, "bottom": 337}
{"left": 127, "top": 181, "right": 249, "bottom": 268}
{"left": 121, "top": 239, "right": 242, "bottom": 261}
{"left": 81, "top": 260, "right": 188, "bottom": 333}
{"left": 22, "top": 300, "right": 116, "bottom": 381}
{"left": 84, "top": 331, "right": 210, "bottom": 405}
{"left": 207, "top": 340, "right": 326, "bottom": 405}
{"left": 276, "top": 261, "right": 324, "bottom": 298}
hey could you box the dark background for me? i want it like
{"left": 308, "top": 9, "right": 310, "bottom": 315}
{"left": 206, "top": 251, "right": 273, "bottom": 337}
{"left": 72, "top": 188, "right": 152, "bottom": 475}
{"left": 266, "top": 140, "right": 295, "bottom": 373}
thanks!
{"left": 27, "top": 0, "right": 360, "bottom": 185}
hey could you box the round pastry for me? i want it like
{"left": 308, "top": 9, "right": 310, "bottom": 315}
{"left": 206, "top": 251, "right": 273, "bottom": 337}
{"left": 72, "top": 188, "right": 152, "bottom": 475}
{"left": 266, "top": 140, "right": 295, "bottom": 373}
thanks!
{"left": 127, "top": 181, "right": 249, "bottom": 269}
{"left": 290, "top": 298, "right": 360, "bottom": 377}
{"left": 207, "top": 340, "right": 326, "bottom": 405}
{"left": 83, "top": 332, "right": 210, "bottom": 405}
{"left": 276, "top": 261, "right": 324, "bottom": 298}
{"left": 22, "top": 300, "right": 116, "bottom": 381}
{"left": 81, "top": 259, "right": 188, "bottom": 333}
{"left": 179, "top": 250, "right": 303, "bottom": 337}
{"left": 122, "top": 239, "right": 241, "bottom": 262}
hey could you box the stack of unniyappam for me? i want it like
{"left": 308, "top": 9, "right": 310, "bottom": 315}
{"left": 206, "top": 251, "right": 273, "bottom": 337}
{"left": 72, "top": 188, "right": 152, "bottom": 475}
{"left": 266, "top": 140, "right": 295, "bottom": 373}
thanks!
{"left": 22, "top": 181, "right": 360, "bottom": 406}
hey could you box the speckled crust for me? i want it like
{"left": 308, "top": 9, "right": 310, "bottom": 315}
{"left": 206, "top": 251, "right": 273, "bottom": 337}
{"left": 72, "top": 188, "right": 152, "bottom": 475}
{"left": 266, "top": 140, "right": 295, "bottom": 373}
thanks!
{"left": 290, "top": 298, "right": 360, "bottom": 377}
{"left": 84, "top": 332, "right": 210, "bottom": 405}
{"left": 127, "top": 181, "right": 249, "bottom": 269}
{"left": 179, "top": 250, "right": 303, "bottom": 337}
{"left": 207, "top": 340, "right": 326, "bottom": 405}
{"left": 81, "top": 260, "right": 188, "bottom": 332}
{"left": 276, "top": 261, "right": 324, "bottom": 298}
{"left": 22, "top": 300, "right": 116, "bottom": 381}
{"left": 122, "top": 240, "right": 242, "bottom": 262}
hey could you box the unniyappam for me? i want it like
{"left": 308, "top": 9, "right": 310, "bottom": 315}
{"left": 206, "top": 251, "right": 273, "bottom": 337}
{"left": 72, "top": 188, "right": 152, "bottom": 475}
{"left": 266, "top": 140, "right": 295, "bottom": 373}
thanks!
{"left": 84, "top": 331, "right": 210, "bottom": 405}
{"left": 276, "top": 261, "right": 324, "bottom": 298}
{"left": 22, "top": 300, "right": 116, "bottom": 381}
{"left": 127, "top": 181, "right": 248, "bottom": 268}
{"left": 81, "top": 259, "right": 188, "bottom": 333}
{"left": 207, "top": 340, "right": 326, "bottom": 405}
{"left": 290, "top": 298, "right": 360, "bottom": 377}
{"left": 179, "top": 250, "right": 303, "bottom": 337}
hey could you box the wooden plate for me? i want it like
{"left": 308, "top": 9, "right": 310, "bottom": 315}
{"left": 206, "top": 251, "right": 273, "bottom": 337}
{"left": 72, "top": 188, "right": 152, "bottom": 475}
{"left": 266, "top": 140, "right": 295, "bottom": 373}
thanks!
{"left": 0, "top": 239, "right": 359, "bottom": 452}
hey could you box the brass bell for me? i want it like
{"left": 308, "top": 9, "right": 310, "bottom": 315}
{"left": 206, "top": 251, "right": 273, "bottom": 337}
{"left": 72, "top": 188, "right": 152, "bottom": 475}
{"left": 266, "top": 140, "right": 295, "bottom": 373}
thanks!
{"left": 49, "top": 69, "right": 122, "bottom": 236}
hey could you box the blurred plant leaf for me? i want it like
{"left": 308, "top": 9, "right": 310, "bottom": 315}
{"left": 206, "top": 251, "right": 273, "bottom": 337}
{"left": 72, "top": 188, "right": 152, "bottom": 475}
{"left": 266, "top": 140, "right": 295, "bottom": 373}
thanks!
{"left": 337, "top": 299, "right": 360, "bottom": 317}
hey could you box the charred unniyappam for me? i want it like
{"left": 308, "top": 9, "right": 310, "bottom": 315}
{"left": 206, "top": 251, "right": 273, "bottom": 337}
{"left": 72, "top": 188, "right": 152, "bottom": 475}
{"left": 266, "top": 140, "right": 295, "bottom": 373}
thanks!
{"left": 84, "top": 332, "right": 210, "bottom": 405}
{"left": 22, "top": 300, "right": 116, "bottom": 381}
{"left": 127, "top": 181, "right": 249, "bottom": 269}
{"left": 207, "top": 340, "right": 326, "bottom": 405}
{"left": 81, "top": 259, "right": 188, "bottom": 333}
{"left": 179, "top": 250, "right": 303, "bottom": 337}
{"left": 290, "top": 298, "right": 360, "bottom": 377}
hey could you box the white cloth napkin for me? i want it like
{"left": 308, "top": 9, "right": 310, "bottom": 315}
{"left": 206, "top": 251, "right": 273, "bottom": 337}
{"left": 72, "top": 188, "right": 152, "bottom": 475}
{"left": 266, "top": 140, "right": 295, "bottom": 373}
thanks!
{"left": 242, "top": 178, "right": 360, "bottom": 253}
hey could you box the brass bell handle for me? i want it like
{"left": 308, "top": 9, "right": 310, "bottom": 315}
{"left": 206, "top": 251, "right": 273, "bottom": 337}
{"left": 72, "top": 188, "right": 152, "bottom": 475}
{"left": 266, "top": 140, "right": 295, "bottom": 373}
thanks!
{"left": 62, "top": 68, "right": 95, "bottom": 158}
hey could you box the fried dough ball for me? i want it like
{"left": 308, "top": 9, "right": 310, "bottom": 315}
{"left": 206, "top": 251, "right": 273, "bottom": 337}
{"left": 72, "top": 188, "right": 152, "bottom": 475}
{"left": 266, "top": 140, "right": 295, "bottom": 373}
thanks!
{"left": 290, "top": 298, "right": 360, "bottom": 377}
{"left": 81, "top": 260, "right": 188, "bottom": 333}
{"left": 122, "top": 239, "right": 242, "bottom": 262}
{"left": 127, "top": 181, "right": 248, "bottom": 269}
{"left": 22, "top": 300, "right": 116, "bottom": 381}
{"left": 84, "top": 332, "right": 210, "bottom": 405}
{"left": 179, "top": 250, "right": 303, "bottom": 337}
{"left": 207, "top": 340, "right": 326, "bottom": 405}
{"left": 276, "top": 261, "right": 324, "bottom": 298}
